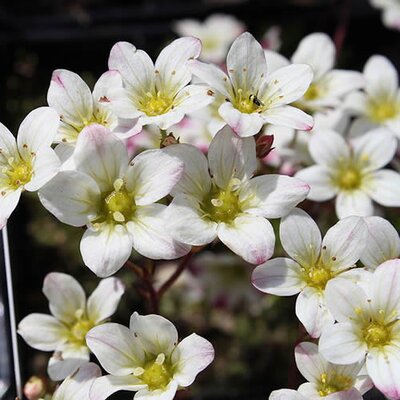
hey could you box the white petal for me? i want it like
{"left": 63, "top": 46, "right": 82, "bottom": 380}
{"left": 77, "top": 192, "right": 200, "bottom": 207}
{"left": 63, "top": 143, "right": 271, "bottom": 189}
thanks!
{"left": 89, "top": 375, "right": 146, "bottom": 400}
{"left": 264, "top": 50, "right": 290, "bottom": 73}
{"left": 43, "top": 272, "right": 86, "bottom": 324}
{"left": 129, "top": 312, "right": 178, "bottom": 355}
{"left": 0, "top": 189, "right": 22, "bottom": 229}
{"left": 86, "top": 323, "right": 145, "bottom": 375}
{"left": 295, "top": 166, "right": 337, "bottom": 201}
{"left": 38, "top": 170, "right": 100, "bottom": 227}
{"left": 164, "top": 194, "right": 218, "bottom": 246}
{"left": 92, "top": 70, "right": 123, "bottom": 105}
{"left": 217, "top": 214, "right": 275, "bottom": 264}
{"left": 262, "top": 105, "right": 313, "bottom": 131}
{"left": 127, "top": 204, "right": 190, "bottom": 260}
{"left": 321, "top": 216, "right": 367, "bottom": 271}
{"left": 361, "top": 216, "right": 400, "bottom": 270}
{"left": 80, "top": 224, "right": 133, "bottom": 277}
{"left": 87, "top": 277, "right": 125, "bottom": 324}
{"left": 322, "top": 70, "right": 365, "bottom": 99}
{"left": 48, "top": 347, "right": 89, "bottom": 381}
{"left": 171, "top": 333, "right": 214, "bottom": 387}
{"left": 163, "top": 143, "right": 211, "bottom": 199}
{"left": 218, "top": 101, "right": 264, "bottom": 137}
{"left": 251, "top": 257, "right": 304, "bottom": 295}
{"left": 25, "top": 147, "right": 60, "bottom": 192}
{"left": 269, "top": 389, "right": 305, "bottom": 400}
{"left": 365, "top": 170, "right": 400, "bottom": 207}
{"left": 18, "top": 313, "right": 68, "bottom": 351}
{"left": 0, "top": 122, "right": 17, "bottom": 157}
{"left": 47, "top": 69, "right": 93, "bottom": 127}
{"left": 291, "top": 33, "right": 335, "bottom": 80}
{"left": 208, "top": 125, "right": 256, "bottom": 189}
{"left": 364, "top": 55, "right": 398, "bottom": 99}
{"left": 295, "top": 288, "right": 334, "bottom": 338}
{"left": 319, "top": 322, "right": 367, "bottom": 365}
{"left": 172, "top": 84, "right": 215, "bottom": 115}
{"left": 126, "top": 149, "right": 183, "bottom": 206}
{"left": 294, "top": 341, "right": 328, "bottom": 383}
{"left": 107, "top": 86, "right": 143, "bottom": 119}
{"left": 240, "top": 175, "right": 310, "bottom": 218}
{"left": 335, "top": 190, "right": 374, "bottom": 219}
{"left": 280, "top": 208, "right": 322, "bottom": 267}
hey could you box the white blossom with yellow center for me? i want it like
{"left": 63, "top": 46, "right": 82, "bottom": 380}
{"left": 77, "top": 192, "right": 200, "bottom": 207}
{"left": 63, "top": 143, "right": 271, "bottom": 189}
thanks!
{"left": 38, "top": 124, "right": 190, "bottom": 277}
{"left": 0, "top": 107, "right": 60, "bottom": 229}
{"left": 189, "top": 32, "right": 314, "bottom": 138}
{"left": 295, "top": 128, "right": 400, "bottom": 219}
{"left": 319, "top": 259, "right": 400, "bottom": 399}
{"left": 252, "top": 208, "right": 368, "bottom": 338}
{"left": 87, "top": 312, "right": 215, "bottom": 400}
{"left": 18, "top": 272, "right": 125, "bottom": 381}
{"left": 106, "top": 37, "right": 215, "bottom": 131}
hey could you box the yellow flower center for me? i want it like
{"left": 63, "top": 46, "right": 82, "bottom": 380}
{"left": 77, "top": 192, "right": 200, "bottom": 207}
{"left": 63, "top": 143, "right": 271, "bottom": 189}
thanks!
{"left": 140, "top": 354, "right": 173, "bottom": 391}
{"left": 233, "top": 88, "right": 265, "bottom": 114}
{"left": 318, "top": 372, "right": 353, "bottom": 396}
{"left": 2, "top": 156, "right": 33, "bottom": 189}
{"left": 367, "top": 97, "right": 400, "bottom": 123}
{"left": 333, "top": 166, "right": 362, "bottom": 191}
{"left": 363, "top": 322, "right": 391, "bottom": 348}
{"left": 303, "top": 83, "right": 321, "bottom": 101}
{"left": 202, "top": 37, "right": 219, "bottom": 51}
{"left": 138, "top": 91, "right": 173, "bottom": 117}
{"left": 304, "top": 264, "right": 333, "bottom": 291}
{"left": 69, "top": 318, "right": 94, "bottom": 346}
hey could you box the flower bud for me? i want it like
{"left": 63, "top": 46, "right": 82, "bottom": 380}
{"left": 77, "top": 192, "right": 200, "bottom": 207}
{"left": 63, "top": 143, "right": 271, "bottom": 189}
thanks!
{"left": 23, "top": 376, "right": 46, "bottom": 400}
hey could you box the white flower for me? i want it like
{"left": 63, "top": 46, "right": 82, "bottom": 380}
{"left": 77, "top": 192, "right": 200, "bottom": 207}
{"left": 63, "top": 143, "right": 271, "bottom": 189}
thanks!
{"left": 270, "top": 342, "right": 372, "bottom": 399}
{"left": 47, "top": 69, "right": 141, "bottom": 147}
{"left": 18, "top": 272, "right": 125, "bottom": 381}
{"left": 173, "top": 14, "right": 245, "bottom": 63}
{"left": 163, "top": 126, "right": 310, "bottom": 265}
{"left": 361, "top": 216, "right": 400, "bottom": 270}
{"left": 0, "top": 107, "right": 60, "bottom": 228}
{"left": 319, "top": 259, "right": 400, "bottom": 400}
{"left": 87, "top": 312, "right": 214, "bottom": 400}
{"left": 371, "top": 0, "right": 400, "bottom": 30}
{"left": 107, "top": 37, "right": 215, "bottom": 131}
{"left": 295, "top": 128, "right": 400, "bottom": 219}
{"left": 189, "top": 32, "right": 314, "bottom": 137}
{"left": 39, "top": 124, "right": 190, "bottom": 277}
{"left": 345, "top": 55, "right": 400, "bottom": 138}
{"left": 270, "top": 389, "right": 306, "bottom": 400}
{"left": 52, "top": 363, "right": 101, "bottom": 400}
{"left": 252, "top": 208, "right": 368, "bottom": 338}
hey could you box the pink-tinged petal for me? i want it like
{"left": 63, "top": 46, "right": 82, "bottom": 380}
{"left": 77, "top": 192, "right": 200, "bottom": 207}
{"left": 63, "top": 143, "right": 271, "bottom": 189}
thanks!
{"left": 280, "top": 208, "right": 321, "bottom": 267}
{"left": 262, "top": 105, "right": 313, "bottom": 131}
{"left": 86, "top": 323, "right": 145, "bottom": 375}
{"left": 319, "top": 322, "right": 367, "bottom": 365}
{"left": 25, "top": 147, "right": 60, "bottom": 192}
{"left": 252, "top": 257, "right": 304, "bottom": 296}
{"left": 291, "top": 33, "right": 335, "bottom": 80}
{"left": 240, "top": 175, "right": 309, "bottom": 219}
{"left": 135, "top": 381, "right": 178, "bottom": 400}
{"left": 171, "top": 333, "right": 214, "bottom": 387}
{"left": 218, "top": 215, "right": 275, "bottom": 264}
{"left": 364, "top": 55, "right": 398, "bottom": 99}
{"left": 125, "top": 149, "right": 183, "bottom": 206}
{"left": 0, "top": 189, "right": 22, "bottom": 229}
{"left": 188, "top": 60, "right": 233, "bottom": 99}
{"left": 226, "top": 32, "right": 267, "bottom": 92}
{"left": 294, "top": 165, "right": 337, "bottom": 201}
{"left": 74, "top": 124, "right": 128, "bottom": 192}
{"left": 80, "top": 224, "right": 133, "bottom": 277}
{"left": 366, "top": 346, "right": 400, "bottom": 400}
{"left": 164, "top": 194, "right": 218, "bottom": 246}
{"left": 361, "top": 216, "right": 400, "bottom": 270}
{"left": 92, "top": 70, "right": 123, "bottom": 105}
{"left": 87, "top": 277, "right": 125, "bottom": 324}
{"left": 127, "top": 204, "right": 190, "bottom": 260}
{"left": 47, "top": 69, "right": 93, "bottom": 126}
{"left": 325, "top": 278, "right": 369, "bottom": 323}
{"left": 369, "top": 259, "right": 400, "bottom": 319}
{"left": 155, "top": 37, "right": 201, "bottom": 94}
{"left": 321, "top": 216, "right": 367, "bottom": 272}
{"left": 17, "top": 107, "right": 60, "bottom": 156}
{"left": 18, "top": 313, "right": 68, "bottom": 351}
{"left": 296, "top": 288, "right": 334, "bottom": 338}
{"left": 219, "top": 101, "right": 264, "bottom": 137}
{"left": 269, "top": 389, "right": 306, "bottom": 400}
{"left": 48, "top": 346, "right": 89, "bottom": 381}
{"left": 129, "top": 312, "right": 178, "bottom": 355}
{"left": 90, "top": 375, "right": 146, "bottom": 400}
{"left": 208, "top": 126, "right": 257, "bottom": 189}
{"left": 295, "top": 342, "right": 328, "bottom": 383}
{"left": 335, "top": 190, "right": 374, "bottom": 219}
{"left": 43, "top": 272, "right": 86, "bottom": 324}
{"left": 38, "top": 170, "right": 100, "bottom": 227}
{"left": 365, "top": 170, "right": 400, "bottom": 207}
{"left": 163, "top": 143, "right": 211, "bottom": 199}
{"left": 0, "top": 122, "right": 17, "bottom": 157}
